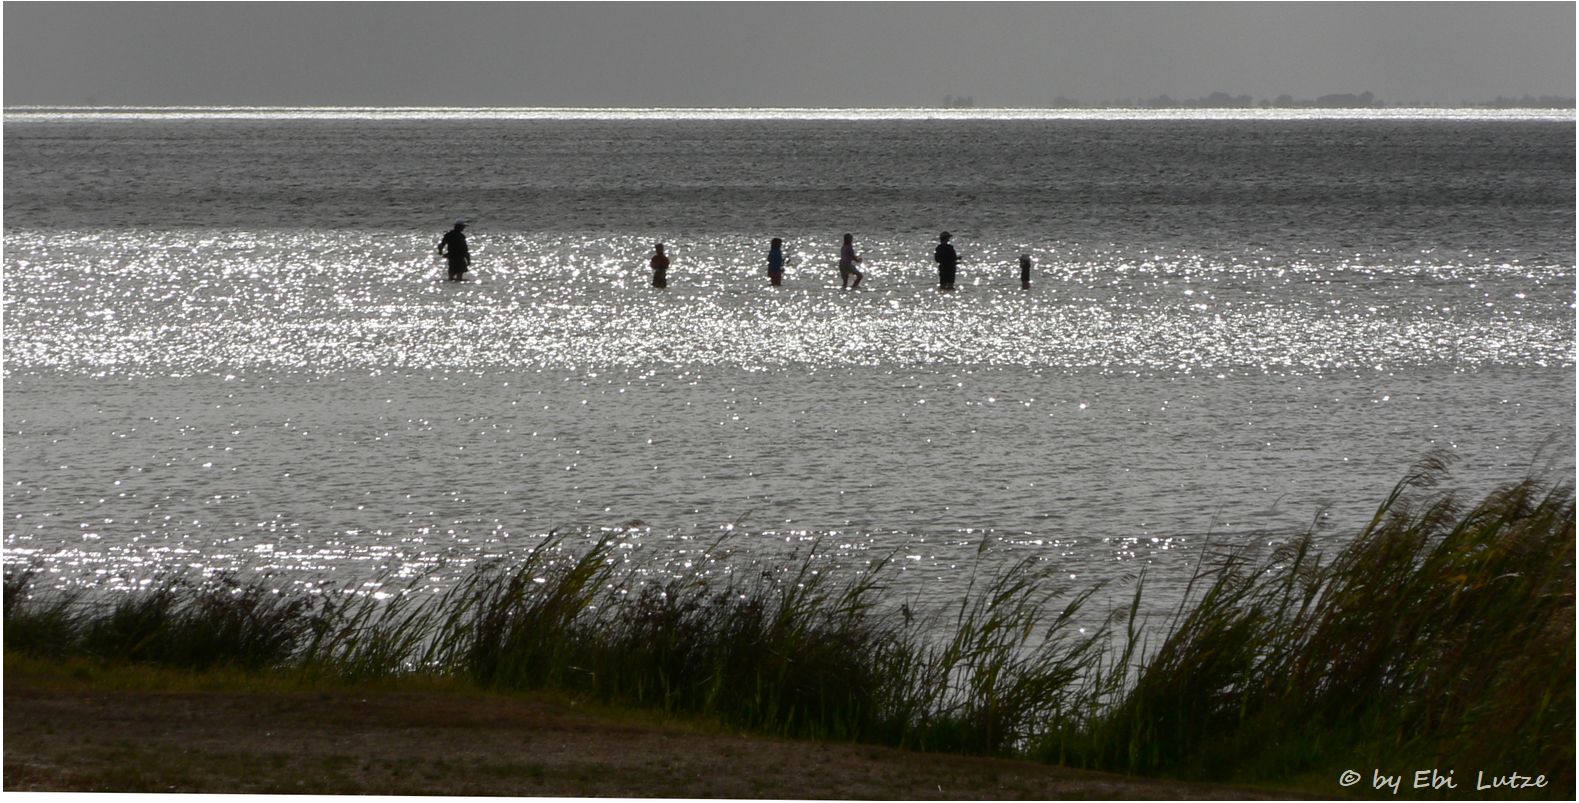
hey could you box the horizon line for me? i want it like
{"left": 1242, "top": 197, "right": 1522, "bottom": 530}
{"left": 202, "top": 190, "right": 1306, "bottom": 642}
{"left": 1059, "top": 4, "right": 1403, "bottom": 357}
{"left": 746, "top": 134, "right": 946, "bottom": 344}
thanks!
{"left": 7, "top": 102, "right": 1577, "bottom": 109}
{"left": 6, "top": 105, "right": 1574, "bottom": 122}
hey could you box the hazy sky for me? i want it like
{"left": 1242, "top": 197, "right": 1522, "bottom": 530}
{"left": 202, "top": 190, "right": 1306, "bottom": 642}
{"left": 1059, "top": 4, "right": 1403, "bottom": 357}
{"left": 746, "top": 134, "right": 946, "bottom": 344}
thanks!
{"left": 5, "top": 2, "right": 1574, "bottom": 107}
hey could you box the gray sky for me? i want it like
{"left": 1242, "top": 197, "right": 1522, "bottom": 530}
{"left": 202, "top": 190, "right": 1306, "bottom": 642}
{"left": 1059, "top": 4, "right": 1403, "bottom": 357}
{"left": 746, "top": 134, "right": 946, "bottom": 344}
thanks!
{"left": 4, "top": 2, "right": 1574, "bottom": 107}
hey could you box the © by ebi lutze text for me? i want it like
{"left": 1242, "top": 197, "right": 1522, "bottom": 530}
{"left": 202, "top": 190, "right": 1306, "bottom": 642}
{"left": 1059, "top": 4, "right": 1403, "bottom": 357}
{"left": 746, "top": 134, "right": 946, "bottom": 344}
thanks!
{"left": 1337, "top": 768, "right": 1549, "bottom": 794}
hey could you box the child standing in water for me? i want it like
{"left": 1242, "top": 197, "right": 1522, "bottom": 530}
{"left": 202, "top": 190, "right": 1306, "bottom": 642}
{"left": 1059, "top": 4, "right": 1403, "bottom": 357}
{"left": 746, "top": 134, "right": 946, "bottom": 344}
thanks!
{"left": 1020, "top": 253, "right": 1032, "bottom": 290}
{"left": 935, "top": 231, "right": 958, "bottom": 291}
{"left": 650, "top": 243, "right": 670, "bottom": 288}
{"left": 767, "top": 238, "right": 785, "bottom": 286}
{"left": 838, "top": 233, "right": 864, "bottom": 290}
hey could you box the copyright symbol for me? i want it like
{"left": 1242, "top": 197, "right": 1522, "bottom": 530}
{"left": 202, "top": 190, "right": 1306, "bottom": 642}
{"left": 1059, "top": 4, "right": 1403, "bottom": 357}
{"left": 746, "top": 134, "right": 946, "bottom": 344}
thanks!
{"left": 1339, "top": 770, "right": 1362, "bottom": 787}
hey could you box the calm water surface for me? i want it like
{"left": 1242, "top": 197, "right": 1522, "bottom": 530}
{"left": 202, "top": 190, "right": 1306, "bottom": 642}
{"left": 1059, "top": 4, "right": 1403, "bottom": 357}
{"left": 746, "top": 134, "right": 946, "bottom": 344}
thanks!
{"left": 4, "top": 109, "right": 1573, "bottom": 617}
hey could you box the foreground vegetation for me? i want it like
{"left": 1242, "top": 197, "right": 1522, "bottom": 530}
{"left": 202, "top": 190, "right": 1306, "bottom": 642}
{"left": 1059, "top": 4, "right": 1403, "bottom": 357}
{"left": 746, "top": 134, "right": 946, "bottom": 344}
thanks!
{"left": 6, "top": 457, "right": 1573, "bottom": 796}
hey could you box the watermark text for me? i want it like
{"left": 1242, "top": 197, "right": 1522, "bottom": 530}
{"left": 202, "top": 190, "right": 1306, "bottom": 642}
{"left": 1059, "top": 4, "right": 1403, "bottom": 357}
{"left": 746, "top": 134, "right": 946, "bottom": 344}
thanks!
{"left": 1338, "top": 768, "right": 1548, "bottom": 794}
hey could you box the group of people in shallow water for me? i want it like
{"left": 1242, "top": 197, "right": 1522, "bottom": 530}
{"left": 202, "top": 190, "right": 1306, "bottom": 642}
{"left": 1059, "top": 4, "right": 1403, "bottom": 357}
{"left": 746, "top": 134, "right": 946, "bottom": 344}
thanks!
{"left": 664, "top": 231, "right": 1031, "bottom": 291}
{"left": 441, "top": 221, "right": 1034, "bottom": 290}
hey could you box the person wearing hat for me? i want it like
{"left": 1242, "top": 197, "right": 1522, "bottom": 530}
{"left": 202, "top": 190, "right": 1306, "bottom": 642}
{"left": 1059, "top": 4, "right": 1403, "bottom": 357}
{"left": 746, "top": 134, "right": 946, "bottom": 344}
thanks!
{"left": 438, "top": 220, "right": 471, "bottom": 281}
{"left": 935, "top": 231, "right": 958, "bottom": 291}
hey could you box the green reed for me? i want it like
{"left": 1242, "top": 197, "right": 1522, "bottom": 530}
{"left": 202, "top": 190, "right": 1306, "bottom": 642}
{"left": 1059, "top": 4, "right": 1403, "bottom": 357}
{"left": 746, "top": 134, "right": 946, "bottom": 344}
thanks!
{"left": 3, "top": 567, "right": 88, "bottom": 659}
{"left": 4, "top": 571, "right": 316, "bottom": 671}
{"left": 6, "top": 458, "right": 1572, "bottom": 793}
{"left": 574, "top": 540, "right": 908, "bottom": 738}
{"left": 1046, "top": 455, "right": 1574, "bottom": 793}
{"left": 887, "top": 545, "right": 1110, "bottom": 754}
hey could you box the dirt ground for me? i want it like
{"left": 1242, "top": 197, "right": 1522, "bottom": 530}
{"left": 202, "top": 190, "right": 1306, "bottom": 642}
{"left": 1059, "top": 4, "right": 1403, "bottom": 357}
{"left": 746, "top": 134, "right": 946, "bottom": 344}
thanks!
{"left": 4, "top": 680, "right": 1289, "bottom": 799}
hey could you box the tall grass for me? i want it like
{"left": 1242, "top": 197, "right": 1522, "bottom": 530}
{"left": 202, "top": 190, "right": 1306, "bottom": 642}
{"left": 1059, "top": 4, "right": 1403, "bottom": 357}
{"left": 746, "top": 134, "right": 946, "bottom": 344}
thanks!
{"left": 6, "top": 460, "right": 1572, "bottom": 793}
{"left": 572, "top": 541, "right": 908, "bottom": 738}
{"left": 4, "top": 571, "right": 314, "bottom": 670}
{"left": 1047, "top": 456, "right": 1575, "bottom": 791}
{"left": 890, "top": 546, "right": 1111, "bottom": 754}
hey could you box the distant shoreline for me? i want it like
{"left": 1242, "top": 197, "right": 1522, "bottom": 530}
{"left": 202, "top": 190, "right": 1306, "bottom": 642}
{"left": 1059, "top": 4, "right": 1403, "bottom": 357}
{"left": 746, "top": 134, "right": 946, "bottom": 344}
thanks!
{"left": 5, "top": 105, "right": 1575, "bottom": 122}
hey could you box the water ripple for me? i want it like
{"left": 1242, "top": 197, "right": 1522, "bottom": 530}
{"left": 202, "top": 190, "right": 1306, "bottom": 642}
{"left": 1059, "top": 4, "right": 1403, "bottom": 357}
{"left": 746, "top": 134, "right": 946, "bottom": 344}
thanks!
{"left": 4, "top": 230, "right": 1571, "bottom": 377}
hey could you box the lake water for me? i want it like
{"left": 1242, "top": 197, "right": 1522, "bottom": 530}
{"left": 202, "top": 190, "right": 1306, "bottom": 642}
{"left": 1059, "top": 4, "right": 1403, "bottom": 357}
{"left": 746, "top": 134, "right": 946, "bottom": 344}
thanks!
{"left": 4, "top": 108, "right": 1573, "bottom": 618}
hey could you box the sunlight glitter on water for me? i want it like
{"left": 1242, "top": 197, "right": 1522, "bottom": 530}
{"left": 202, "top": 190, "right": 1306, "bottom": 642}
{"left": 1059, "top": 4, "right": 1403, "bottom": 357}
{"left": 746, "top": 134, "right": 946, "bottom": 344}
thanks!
{"left": 5, "top": 225, "right": 1572, "bottom": 617}
{"left": 4, "top": 112, "right": 1572, "bottom": 635}
{"left": 3, "top": 229, "right": 1570, "bottom": 377}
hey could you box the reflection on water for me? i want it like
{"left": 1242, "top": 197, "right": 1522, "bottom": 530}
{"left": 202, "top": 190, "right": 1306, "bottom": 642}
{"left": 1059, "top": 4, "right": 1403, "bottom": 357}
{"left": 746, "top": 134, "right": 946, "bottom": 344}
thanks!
{"left": 3, "top": 113, "right": 1573, "bottom": 620}
{"left": 4, "top": 223, "right": 1573, "bottom": 615}
{"left": 4, "top": 230, "right": 1570, "bottom": 375}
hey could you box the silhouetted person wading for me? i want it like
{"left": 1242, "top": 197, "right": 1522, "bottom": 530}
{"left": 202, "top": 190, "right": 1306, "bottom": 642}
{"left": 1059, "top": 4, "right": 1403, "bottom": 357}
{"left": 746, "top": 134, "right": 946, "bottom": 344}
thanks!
{"left": 935, "top": 231, "right": 958, "bottom": 291}
{"left": 650, "top": 243, "right": 670, "bottom": 288}
{"left": 767, "top": 238, "right": 785, "bottom": 286}
{"left": 438, "top": 221, "right": 471, "bottom": 281}
{"left": 839, "top": 233, "right": 864, "bottom": 289}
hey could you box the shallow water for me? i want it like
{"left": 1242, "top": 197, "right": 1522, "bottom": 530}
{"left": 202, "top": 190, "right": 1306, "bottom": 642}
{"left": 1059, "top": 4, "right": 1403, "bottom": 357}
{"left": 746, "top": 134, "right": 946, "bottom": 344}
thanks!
{"left": 4, "top": 109, "right": 1573, "bottom": 618}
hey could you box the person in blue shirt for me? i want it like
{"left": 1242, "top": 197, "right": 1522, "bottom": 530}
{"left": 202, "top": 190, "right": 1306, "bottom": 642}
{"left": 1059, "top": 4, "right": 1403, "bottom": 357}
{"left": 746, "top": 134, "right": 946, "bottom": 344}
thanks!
{"left": 767, "top": 238, "right": 785, "bottom": 286}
